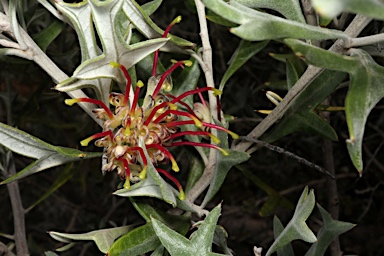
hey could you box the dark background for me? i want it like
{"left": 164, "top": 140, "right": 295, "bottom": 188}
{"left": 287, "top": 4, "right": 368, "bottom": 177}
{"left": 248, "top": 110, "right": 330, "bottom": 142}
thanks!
{"left": 1, "top": 1, "right": 384, "bottom": 255}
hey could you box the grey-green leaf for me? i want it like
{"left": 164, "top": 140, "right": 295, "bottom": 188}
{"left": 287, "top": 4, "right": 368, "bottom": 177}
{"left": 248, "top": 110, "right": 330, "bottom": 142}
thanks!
{"left": 273, "top": 216, "right": 294, "bottom": 256}
{"left": 0, "top": 123, "right": 101, "bottom": 184}
{"left": 284, "top": 38, "right": 384, "bottom": 173}
{"left": 49, "top": 225, "right": 135, "bottom": 253}
{"left": 201, "top": 0, "right": 349, "bottom": 41}
{"left": 266, "top": 187, "right": 316, "bottom": 256}
{"left": 141, "top": 0, "right": 163, "bottom": 16}
{"left": 151, "top": 204, "right": 222, "bottom": 256}
{"left": 219, "top": 40, "right": 269, "bottom": 91}
{"left": 32, "top": 20, "right": 65, "bottom": 52}
{"left": 108, "top": 223, "right": 161, "bottom": 256}
{"left": 305, "top": 204, "right": 355, "bottom": 256}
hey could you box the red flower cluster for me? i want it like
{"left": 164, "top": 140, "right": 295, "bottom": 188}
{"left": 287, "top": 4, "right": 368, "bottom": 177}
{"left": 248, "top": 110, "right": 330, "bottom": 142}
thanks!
{"left": 65, "top": 17, "right": 238, "bottom": 199}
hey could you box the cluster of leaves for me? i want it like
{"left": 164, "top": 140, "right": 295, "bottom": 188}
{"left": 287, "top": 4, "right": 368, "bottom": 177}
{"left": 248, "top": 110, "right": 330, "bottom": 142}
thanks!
{"left": 2, "top": 0, "right": 384, "bottom": 255}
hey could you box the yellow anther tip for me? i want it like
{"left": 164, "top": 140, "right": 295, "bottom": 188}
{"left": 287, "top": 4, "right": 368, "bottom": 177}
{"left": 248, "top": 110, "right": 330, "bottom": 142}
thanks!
{"left": 139, "top": 168, "right": 147, "bottom": 180}
{"left": 137, "top": 80, "right": 145, "bottom": 88}
{"left": 213, "top": 88, "right": 222, "bottom": 96}
{"left": 230, "top": 132, "right": 239, "bottom": 140}
{"left": 178, "top": 190, "right": 186, "bottom": 200}
{"left": 64, "top": 99, "right": 77, "bottom": 106}
{"left": 212, "top": 137, "right": 221, "bottom": 144}
{"left": 173, "top": 15, "right": 182, "bottom": 24}
{"left": 110, "top": 61, "right": 120, "bottom": 68}
{"left": 183, "top": 60, "right": 193, "bottom": 67}
{"left": 123, "top": 179, "right": 130, "bottom": 189}
{"left": 194, "top": 119, "right": 203, "bottom": 128}
{"left": 172, "top": 164, "right": 180, "bottom": 172}
{"left": 80, "top": 139, "right": 89, "bottom": 147}
{"left": 169, "top": 103, "right": 178, "bottom": 110}
{"left": 220, "top": 149, "right": 230, "bottom": 156}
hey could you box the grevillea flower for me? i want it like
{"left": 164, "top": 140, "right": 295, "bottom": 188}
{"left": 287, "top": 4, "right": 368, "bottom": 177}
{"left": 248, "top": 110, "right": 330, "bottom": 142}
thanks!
{"left": 65, "top": 16, "right": 238, "bottom": 200}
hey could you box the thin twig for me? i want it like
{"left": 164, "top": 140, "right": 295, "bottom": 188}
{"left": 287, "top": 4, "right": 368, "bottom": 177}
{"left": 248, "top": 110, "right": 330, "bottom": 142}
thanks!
{"left": 4, "top": 75, "right": 29, "bottom": 256}
{"left": 6, "top": 153, "right": 29, "bottom": 256}
{"left": 321, "top": 101, "right": 341, "bottom": 256}
{"left": 239, "top": 136, "right": 335, "bottom": 179}
{"left": 232, "top": 14, "right": 372, "bottom": 153}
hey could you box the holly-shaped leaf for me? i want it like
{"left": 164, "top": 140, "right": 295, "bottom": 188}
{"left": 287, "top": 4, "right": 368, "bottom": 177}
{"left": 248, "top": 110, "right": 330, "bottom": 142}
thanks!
{"left": 266, "top": 187, "right": 316, "bottom": 256}
{"left": 305, "top": 204, "right": 356, "bottom": 256}
{"left": 49, "top": 225, "right": 135, "bottom": 253}
{"left": 284, "top": 38, "right": 384, "bottom": 173}
{"left": 0, "top": 122, "right": 101, "bottom": 184}
{"left": 201, "top": 0, "right": 349, "bottom": 41}
{"left": 151, "top": 204, "right": 225, "bottom": 256}
{"left": 109, "top": 204, "right": 191, "bottom": 256}
{"left": 53, "top": 0, "right": 169, "bottom": 102}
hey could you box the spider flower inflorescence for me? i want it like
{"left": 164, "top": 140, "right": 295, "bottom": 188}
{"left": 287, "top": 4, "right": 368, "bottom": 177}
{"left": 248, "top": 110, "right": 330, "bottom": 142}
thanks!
{"left": 64, "top": 17, "right": 238, "bottom": 200}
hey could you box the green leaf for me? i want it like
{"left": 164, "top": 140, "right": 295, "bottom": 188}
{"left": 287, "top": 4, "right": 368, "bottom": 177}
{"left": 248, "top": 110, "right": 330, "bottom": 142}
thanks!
{"left": 219, "top": 40, "right": 269, "bottom": 91}
{"left": 305, "top": 204, "right": 356, "bottom": 256}
{"left": 266, "top": 187, "right": 316, "bottom": 256}
{"left": 273, "top": 216, "right": 294, "bottom": 256}
{"left": 141, "top": 0, "right": 163, "bottom": 16}
{"left": 286, "top": 59, "right": 300, "bottom": 90}
{"left": 201, "top": 0, "right": 349, "bottom": 41}
{"left": 32, "top": 20, "right": 65, "bottom": 52}
{"left": 49, "top": 225, "right": 135, "bottom": 253}
{"left": 284, "top": 38, "right": 384, "bottom": 172}
{"left": 0, "top": 123, "right": 101, "bottom": 184}
{"left": 233, "top": 0, "right": 306, "bottom": 23}
{"left": 202, "top": 121, "right": 250, "bottom": 206}
{"left": 312, "top": 0, "right": 384, "bottom": 20}
{"left": 108, "top": 223, "right": 160, "bottom": 256}
{"left": 151, "top": 204, "right": 224, "bottom": 256}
